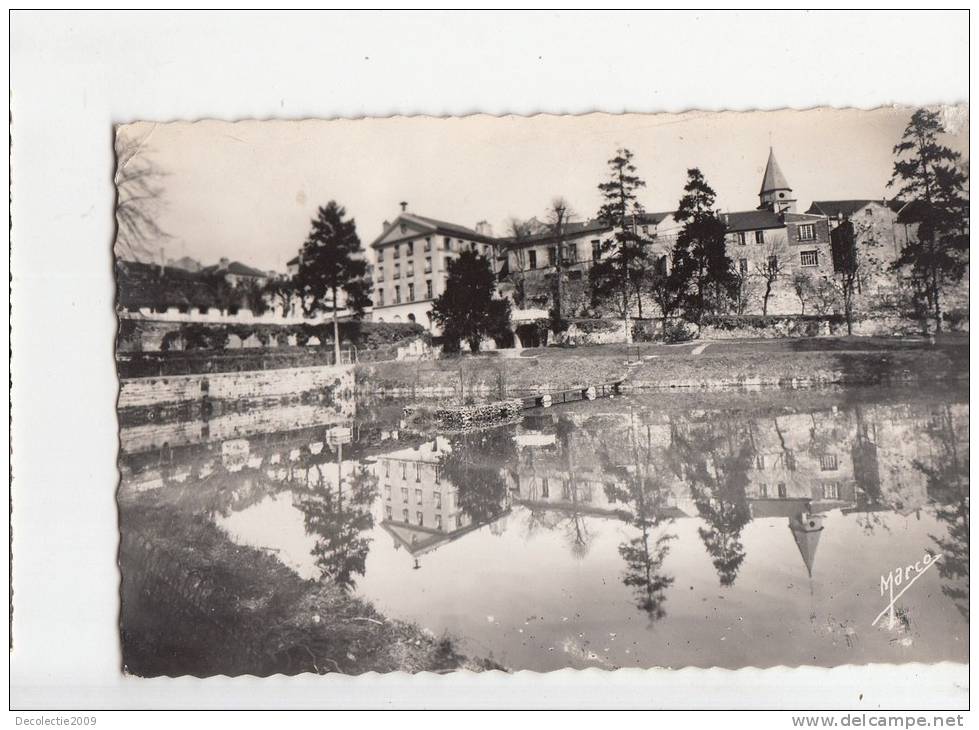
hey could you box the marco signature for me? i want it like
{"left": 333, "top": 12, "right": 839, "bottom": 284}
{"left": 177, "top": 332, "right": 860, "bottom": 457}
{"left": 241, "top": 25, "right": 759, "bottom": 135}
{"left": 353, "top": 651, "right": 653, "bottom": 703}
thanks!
{"left": 872, "top": 552, "right": 941, "bottom": 627}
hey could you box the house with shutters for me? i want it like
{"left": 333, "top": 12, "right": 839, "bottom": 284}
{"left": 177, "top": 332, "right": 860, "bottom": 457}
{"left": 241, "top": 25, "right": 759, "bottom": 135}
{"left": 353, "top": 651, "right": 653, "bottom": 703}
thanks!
{"left": 368, "top": 204, "right": 500, "bottom": 331}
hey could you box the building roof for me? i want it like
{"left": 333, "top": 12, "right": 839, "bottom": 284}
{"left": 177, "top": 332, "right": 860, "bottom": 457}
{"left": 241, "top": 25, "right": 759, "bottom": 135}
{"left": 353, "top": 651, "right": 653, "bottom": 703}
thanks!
{"left": 806, "top": 200, "right": 888, "bottom": 218}
{"left": 760, "top": 148, "right": 791, "bottom": 195}
{"left": 722, "top": 209, "right": 785, "bottom": 232}
{"left": 501, "top": 218, "right": 610, "bottom": 248}
{"left": 370, "top": 212, "right": 500, "bottom": 249}
{"left": 749, "top": 497, "right": 811, "bottom": 519}
{"left": 200, "top": 260, "right": 268, "bottom": 278}
{"left": 636, "top": 211, "right": 676, "bottom": 226}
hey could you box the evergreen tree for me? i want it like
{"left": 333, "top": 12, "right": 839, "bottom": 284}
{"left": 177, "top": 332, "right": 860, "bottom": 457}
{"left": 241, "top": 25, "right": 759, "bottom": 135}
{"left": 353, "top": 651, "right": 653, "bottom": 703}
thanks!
{"left": 589, "top": 148, "right": 649, "bottom": 343}
{"left": 431, "top": 249, "right": 511, "bottom": 353}
{"left": 295, "top": 202, "right": 371, "bottom": 363}
{"left": 888, "top": 108, "right": 969, "bottom": 333}
{"left": 670, "top": 169, "right": 737, "bottom": 325}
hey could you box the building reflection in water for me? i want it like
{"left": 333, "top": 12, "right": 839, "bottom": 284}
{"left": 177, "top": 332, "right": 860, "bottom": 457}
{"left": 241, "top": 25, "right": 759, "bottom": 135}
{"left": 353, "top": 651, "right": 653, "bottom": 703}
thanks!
{"left": 120, "top": 391, "right": 969, "bottom": 627}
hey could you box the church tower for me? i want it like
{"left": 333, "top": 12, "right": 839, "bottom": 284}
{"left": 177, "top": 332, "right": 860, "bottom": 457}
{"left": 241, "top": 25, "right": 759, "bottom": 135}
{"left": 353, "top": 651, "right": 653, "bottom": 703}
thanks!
{"left": 758, "top": 147, "right": 796, "bottom": 213}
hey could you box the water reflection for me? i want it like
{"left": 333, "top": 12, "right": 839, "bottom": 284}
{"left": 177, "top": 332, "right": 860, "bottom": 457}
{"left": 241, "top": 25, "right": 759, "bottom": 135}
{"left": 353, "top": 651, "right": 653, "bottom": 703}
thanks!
{"left": 118, "top": 387, "right": 970, "bottom": 669}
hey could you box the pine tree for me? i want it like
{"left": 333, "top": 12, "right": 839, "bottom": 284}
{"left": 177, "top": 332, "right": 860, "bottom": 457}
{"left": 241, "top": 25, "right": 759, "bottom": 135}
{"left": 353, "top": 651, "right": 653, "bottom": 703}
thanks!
{"left": 431, "top": 249, "right": 511, "bottom": 353}
{"left": 670, "top": 168, "right": 736, "bottom": 325}
{"left": 295, "top": 202, "right": 371, "bottom": 364}
{"left": 589, "top": 148, "right": 649, "bottom": 343}
{"left": 889, "top": 108, "right": 968, "bottom": 333}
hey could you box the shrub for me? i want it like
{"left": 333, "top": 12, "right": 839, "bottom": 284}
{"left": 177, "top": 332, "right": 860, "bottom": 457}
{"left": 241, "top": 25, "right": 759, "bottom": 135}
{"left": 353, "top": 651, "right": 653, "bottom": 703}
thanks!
{"left": 663, "top": 320, "right": 696, "bottom": 343}
{"left": 945, "top": 308, "right": 968, "bottom": 331}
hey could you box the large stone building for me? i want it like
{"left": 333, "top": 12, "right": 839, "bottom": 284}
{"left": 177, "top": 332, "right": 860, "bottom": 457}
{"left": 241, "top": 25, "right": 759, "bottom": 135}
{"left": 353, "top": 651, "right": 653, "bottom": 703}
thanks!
{"left": 722, "top": 149, "right": 835, "bottom": 314}
{"left": 368, "top": 205, "right": 499, "bottom": 331}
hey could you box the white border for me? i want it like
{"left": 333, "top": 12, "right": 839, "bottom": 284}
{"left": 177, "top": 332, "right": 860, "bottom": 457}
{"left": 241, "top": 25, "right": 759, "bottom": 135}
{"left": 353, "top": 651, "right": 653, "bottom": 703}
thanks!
{"left": 9, "top": 10, "right": 971, "bottom": 711}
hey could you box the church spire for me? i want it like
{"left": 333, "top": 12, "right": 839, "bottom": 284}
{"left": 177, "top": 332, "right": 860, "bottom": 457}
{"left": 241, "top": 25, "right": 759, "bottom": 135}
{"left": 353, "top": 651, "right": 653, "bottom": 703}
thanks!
{"left": 789, "top": 512, "right": 825, "bottom": 578}
{"left": 758, "top": 147, "right": 796, "bottom": 213}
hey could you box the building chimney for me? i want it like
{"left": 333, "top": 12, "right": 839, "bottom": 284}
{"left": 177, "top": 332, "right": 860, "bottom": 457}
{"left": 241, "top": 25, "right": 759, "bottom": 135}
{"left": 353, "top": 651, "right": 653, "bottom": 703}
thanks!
{"left": 399, "top": 201, "right": 408, "bottom": 213}
{"left": 383, "top": 219, "right": 390, "bottom": 229}
{"left": 219, "top": 257, "right": 230, "bottom": 268}
{"left": 475, "top": 220, "right": 493, "bottom": 238}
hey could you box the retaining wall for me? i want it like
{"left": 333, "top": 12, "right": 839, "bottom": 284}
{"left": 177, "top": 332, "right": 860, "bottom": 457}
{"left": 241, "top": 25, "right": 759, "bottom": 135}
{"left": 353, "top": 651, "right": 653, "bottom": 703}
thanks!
{"left": 118, "top": 363, "right": 355, "bottom": 411}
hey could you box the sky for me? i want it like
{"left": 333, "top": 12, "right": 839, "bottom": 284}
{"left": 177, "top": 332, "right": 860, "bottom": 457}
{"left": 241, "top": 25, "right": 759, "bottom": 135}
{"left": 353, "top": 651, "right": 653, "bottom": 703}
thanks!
{"left": 119, "top": 106, "right": 969, "bottom": 273}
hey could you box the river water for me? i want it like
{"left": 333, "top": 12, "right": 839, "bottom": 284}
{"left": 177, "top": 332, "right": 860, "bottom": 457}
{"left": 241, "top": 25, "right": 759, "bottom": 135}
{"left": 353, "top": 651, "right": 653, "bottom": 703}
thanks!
{"left": 118, "top": 385, "right": 969, "bottom": 671}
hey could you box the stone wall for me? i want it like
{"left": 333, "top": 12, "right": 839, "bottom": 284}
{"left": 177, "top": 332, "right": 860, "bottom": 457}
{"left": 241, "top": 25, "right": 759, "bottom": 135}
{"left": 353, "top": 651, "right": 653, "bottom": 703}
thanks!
{"left": 118, "top": 363, "right": 355, "bottom": 411}
{"left": 119, "top": 399, "right": 356, "bottom": 455}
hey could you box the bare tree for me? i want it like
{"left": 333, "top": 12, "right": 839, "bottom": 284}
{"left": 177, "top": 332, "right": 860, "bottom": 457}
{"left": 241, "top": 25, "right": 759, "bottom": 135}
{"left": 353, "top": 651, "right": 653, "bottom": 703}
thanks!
{"left": 545, "top": 197, "right": 576, "bottom": 331}
{"left": 732, "top": 265, "right": 759, "bottom": 315}
{"left": 825, "top": 216, "right": 882, "bottom": 335}
{"left": 502, "top": 217, "right": 540, "bottom": 308}
{"left": 752, "top": 235, "right": 789, "bottom": 316}
{"left": 114, "top": 128, "right": 170, "bottom": 263}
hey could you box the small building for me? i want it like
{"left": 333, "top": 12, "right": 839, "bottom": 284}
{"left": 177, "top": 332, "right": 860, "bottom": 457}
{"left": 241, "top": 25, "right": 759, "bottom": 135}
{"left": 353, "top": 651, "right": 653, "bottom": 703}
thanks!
{"left": 199, "top": 257, "right": 270, "bottom": 287}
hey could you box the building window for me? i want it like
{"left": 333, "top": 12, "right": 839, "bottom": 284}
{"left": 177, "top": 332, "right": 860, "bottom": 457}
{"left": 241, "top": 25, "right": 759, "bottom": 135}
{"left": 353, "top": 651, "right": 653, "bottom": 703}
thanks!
{"left": 865, "top": 208, "right": 873, "bottom": 217}
{"left": 377, "top": 267, "right": 384, "bottom": 282}
{"left": 759, "top": 483, "right": 768, "bottom": 498}
{"left": 784, "top": 452, "right": 796, "bottom": 471}
{"left": 385, "top": 485, "right": 391, "bottom": 500}
{"left": 425, "top": 280, "right": 433, "bottom": 299}
{"left": 656, "top": 255, "right": 668, "bottom": 276}
{"left": 408, "top": 283, "right": 415, "bottom": 302}
{"left": 424, "top": 237, "right": 432, "bottom": 252}
{"left": 456, "top": 514, "right": 463, "bottom": 529}
{"left": 777, "top": 483, "right": 787, "bottom": 498}
{"left": 823, "top": 482, "right": 840, "bottom": 500}
{"left": 407, "top": 240, "right": 414, "bottom": 257}
{"left": 541, "top": 477, "right": 549, "bottom": 498}
{"left": 547, "top": 246, "right": 557, "bottom": 266}
{"left": 402, "top": 508, "right": 409, "bottom": 522}
{"left": 415, "top": 463, "right": 422, "bottom": 482}
{"left": 443, "top": 237, "right": 451, "bottom": 250}
{"left": 394, "top": 285, "right": 401, "bottom": 303}
{"left": 401, "top": 487, "right": 408, "bottom": 502}
{"left": 393, "top": 245, "right": 400, "bottom": 259}
{"left": 434, "top": 465, "right": 441, "bottom": 484}
{"left": 435, "top": 514, "right": 443, "bottom": 530}
{"left": 768, "top": 255, "right": 778, "bottom": 270}
{"left": 820, "top": 454, "right": 838, "bottom": 471}
{"left": 591, "top": 240, "right": 601, "bottom": 260}
{"left": 798, "top": 223, "right": 816, "bottom": 241}
{"left": 737, "top": 231, "right": 747, "bottom": 246}
{"left": 424, "top": 256, "right": 432, "bottom": 273}
{"left": 800, "top": 250, "right": 819, "bottom": 267}
{"left": 384, "top": 460, "right": 390, "bottom": 477}
{"left": 528, "top": 250, "right": 537, "bottom": 269}
{"left": 755, "top": 230, "right": 765, "bottom": 244}
{"left": 394, "top": 262, "right": 400, "bottom": 279}
{"left": 738, "top": 258, "right": 748, "bottom": 275}
{"left": 416, "top": 511, "right": 424, "bottom": 526}
{"left": 376, "top": 289, "right": 384, "bottom": 307}
{"left": 756, "top": 454, "right": 766, "bottom": 470}
{"left": 385, "top": 505, "right": 392, "bottom": 520}
{"left": 434, "top": 491, "right": 442, "bottom": 509}
{"left": 415, "top": 488, "right": 423, "bottom": 504}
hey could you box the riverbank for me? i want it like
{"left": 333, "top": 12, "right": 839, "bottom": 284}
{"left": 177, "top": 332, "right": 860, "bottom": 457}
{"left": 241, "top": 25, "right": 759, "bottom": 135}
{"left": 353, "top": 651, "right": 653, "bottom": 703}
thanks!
{"left": 354, "top": 335, "right": 968, "bottom": 396}
{"left": 119, "top": 500, "right": 502, "bottom": 676}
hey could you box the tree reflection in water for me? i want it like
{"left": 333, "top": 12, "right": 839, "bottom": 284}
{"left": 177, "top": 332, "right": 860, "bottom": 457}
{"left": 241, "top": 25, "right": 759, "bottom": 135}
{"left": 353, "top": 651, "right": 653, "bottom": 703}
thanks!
{"left": 918, "top": 404, "right": 969, "bottom": 620}
{"left": 601, "top": 413, "right": 677, "bottom": 621}
{"left": 441, "top": 425, "right": 515, "bottom": 525}
{"left": 294, "top": 447, "right": 379, "bottom": 591}
{"left": 669, "top": 419, "right": 753, "bottom": 587}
